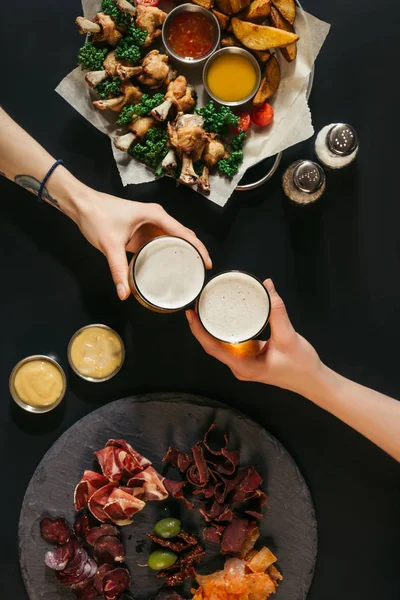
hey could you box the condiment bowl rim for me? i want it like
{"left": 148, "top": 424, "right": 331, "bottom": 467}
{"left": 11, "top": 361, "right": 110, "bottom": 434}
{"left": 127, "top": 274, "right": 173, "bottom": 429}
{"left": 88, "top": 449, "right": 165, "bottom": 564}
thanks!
{"left": 162, "top": 3, "right": 221, "bottom": 66}
{"left": 196, "top": 269, "right": 271, "bottom": 344}
{"left": 9, "top": 354, "right": 67, "bottom": 414}
{"left": 202, "top": 47, "right": 262, "bottom": 107}
{"left": 67, "top": 323, "right": 125, "bottom": 383}
{"left": 129, "top": 235, "right": 207, "bottom": 312}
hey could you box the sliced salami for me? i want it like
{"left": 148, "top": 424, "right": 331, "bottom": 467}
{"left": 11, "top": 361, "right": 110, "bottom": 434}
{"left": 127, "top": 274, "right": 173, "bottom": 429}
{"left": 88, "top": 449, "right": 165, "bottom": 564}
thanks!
{"left": 102, "top": 567, "right": 131, "bottom": 600}
{"left": 93, "top": 535, "right": 125, "bottom": 564}
{"left": 74, "top": 513, "right": 92, "bottom": 542}
{"left": 94, "top": 564, "right": 114, "bottom": 594}
{"left": 86, "top": 524, "right": 119, "bottom": 546}
{"left": 72, "top": 577, "right": 99, "bottom": 600}
{"left": 40, "top": 516, "right": 71, "bottom": 546}
{"left": 44, "top": 540, "right": 75, "bottom": 571}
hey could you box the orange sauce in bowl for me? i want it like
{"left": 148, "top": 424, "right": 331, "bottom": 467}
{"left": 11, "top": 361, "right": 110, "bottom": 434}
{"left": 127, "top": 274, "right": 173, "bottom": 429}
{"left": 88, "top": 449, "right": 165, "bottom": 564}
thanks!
{"left": 167, "top": 12, "right": 214, "bottom": 59}
{"left": 207, "top": 53, "right": 257, "bottom": 102}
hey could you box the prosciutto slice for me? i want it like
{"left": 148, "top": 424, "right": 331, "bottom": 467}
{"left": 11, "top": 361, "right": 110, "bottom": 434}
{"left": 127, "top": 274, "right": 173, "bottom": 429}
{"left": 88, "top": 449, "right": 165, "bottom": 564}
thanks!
{"left": 127, "top": 466, "right": 168, "bottom": 501}
{"left": 106, "top": 439, "right": 151, "bottom": 474}
{"left": 103, "top": 488, "right": 146, "bottom": 526}
{"left": 94, "top": 447, "right": 126, "bottom": 483}
{"left": 74, "top": 470, "right": 109, "bottom": 511}
{"left": 88, "top": 483, "right": 117, "bottom": 523}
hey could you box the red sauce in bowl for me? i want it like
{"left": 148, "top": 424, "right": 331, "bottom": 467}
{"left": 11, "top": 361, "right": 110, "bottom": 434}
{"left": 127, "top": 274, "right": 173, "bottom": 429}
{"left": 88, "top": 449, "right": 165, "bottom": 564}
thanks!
{"left": 167, "top": 12, "right": 215, "bottom": 59}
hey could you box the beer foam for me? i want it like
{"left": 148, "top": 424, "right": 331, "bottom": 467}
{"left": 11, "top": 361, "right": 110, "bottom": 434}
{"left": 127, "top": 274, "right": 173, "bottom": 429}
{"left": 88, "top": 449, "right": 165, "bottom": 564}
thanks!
{"left": 198, "top": 272, "right": 270, "bottom": 344}
{"left": 134, "top": 237, "right": 205, "bottom": 310}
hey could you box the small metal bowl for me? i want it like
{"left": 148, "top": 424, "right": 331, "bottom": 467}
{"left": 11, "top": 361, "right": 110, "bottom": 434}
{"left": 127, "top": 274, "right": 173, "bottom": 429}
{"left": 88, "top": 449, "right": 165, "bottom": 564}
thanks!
{"left": 9, "top": 355, "right": 67, "bottom": 414}
{"left": 203, "top": 47, "right": 261, "bottom": 107}
{"left": 162, "top": 3, "right": 220, "bottom": 66}
{"left": 67, "top": 324, "right": 125, "bottom": 383}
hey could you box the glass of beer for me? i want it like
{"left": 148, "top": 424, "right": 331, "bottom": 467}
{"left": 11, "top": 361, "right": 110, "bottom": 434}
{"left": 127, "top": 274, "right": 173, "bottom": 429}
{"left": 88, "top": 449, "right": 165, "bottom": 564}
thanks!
{"left": 197, "top": 271, "right": 271, "bottom": 344}
{"left": 129, "top": 236, "right": 206, "bottom": 313}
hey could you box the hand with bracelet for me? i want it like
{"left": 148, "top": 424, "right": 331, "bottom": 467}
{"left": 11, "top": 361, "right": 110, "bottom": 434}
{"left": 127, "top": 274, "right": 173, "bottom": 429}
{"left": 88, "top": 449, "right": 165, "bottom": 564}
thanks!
{"left": 186, "top": 279, "right": 400, "bottom": 463}
{"left": 0, "top": 108, "right": 212, "bottom": 300}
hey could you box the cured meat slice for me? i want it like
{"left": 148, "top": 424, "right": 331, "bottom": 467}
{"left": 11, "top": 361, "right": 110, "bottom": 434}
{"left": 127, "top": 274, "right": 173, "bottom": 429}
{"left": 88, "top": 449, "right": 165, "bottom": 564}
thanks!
{"left": 163, "top": 479, "right": 194, "bottom": 510}
{"left": 40, "top": 516, "right": 71, "bottom": 546}
{"left": 103, "top": 488, "right": 145, "bottom": 526}
{"left": 74, "top": 513, "right": 92, "bottom": 542}
{"left": 126, "top": 466, "right": 168, "bottom": 501}
{"left": 44, "top": 539, "right": 75, "bottom": 570}
{"left": 230, "top": 467, "right": 263, "bottom": 503}
{"left": 94, "top": 564, "right": 114, "bottom": 594}
{"left": 72, "top": 578, "right": 99, "bottom": 600}
{"left": 220, "top": 517, "right": 249, "bottom": 555}
{"left": 203, "top": 524, "right": 224, "bottom": 543}
{"left": 95, "top": 447, "right": 125, "bottom": 483}
{"left": 155, "top": 590, "right": 186, "bottom": 600}
{"left": 162, "top": 447, "right": 193, "bottom": 473}
{"left": 93, "top": 535, "right": 125, "bottom": 564}
{"left": 86, "top": 524, "right": 119, "bottom": 546}
{"left": 56, "top": 555, "right": 93, "bottom": 585}
{"left": 146, "top": 530, "right": 197, "bottom": 552}
{"left": 102, "top": 567, "right": 131, "bottom": 600}
{"left": 188, "top": 443, "right": 209, "bottom": 487}
{"left": 200, "top": 501, "right": 232, "bottom": 523}
{"left": 74, "top": 470, "right": 109, "bottom": 511}
{"left": 88, "top": 483, "right": 116, "bottom": 523}
{"left": 106, "top": 439, "right": 151, "bottom": 472}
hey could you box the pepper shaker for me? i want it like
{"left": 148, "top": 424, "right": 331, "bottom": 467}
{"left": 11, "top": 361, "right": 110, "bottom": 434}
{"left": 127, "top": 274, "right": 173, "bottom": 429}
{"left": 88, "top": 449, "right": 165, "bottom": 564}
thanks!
{"left": 315, "top": 123, "right": 359, "bottom": 169}
{"left": 282, "top": 160, "right": 326, "bottom": 206}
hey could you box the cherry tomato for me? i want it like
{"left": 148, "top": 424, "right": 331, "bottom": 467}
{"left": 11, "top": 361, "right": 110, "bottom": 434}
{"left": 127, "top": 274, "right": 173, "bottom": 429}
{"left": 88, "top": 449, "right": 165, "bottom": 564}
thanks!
{"left": 230, "top": 112, "right": 251, "bottom": 134}
{"left": 136, "top": 0, "right": 160, "bottom": 6}
{"left": 251, "top": 103, "right": 274, "bottom": 127}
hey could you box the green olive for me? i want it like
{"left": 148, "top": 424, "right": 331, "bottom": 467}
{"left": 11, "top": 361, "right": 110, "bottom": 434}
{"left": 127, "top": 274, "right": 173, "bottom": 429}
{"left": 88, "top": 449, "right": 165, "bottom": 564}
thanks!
{"left": 154, "top": 518, "right": 181, "bottom": 539}
{"left": 147, "top": 550, "right": 178, "bottom": 571}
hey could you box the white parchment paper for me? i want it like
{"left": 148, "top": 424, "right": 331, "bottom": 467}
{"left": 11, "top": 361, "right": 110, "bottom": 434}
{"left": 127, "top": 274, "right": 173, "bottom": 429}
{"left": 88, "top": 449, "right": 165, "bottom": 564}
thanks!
{"left": 56, "top": 1, "right": 330, "bottom": 206}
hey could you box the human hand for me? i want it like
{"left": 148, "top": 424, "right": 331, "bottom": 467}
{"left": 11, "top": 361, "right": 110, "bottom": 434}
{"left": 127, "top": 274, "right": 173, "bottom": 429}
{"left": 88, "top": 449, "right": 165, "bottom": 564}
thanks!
{"left": 186, "top": 279, "right": 322, "bottom": 395}
{"left": 75, "top": 189, "right": 212, "bottom": 300}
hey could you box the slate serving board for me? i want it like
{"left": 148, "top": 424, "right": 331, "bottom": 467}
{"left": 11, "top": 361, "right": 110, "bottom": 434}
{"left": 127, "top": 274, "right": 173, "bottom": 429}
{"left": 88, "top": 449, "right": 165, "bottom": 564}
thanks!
{"left": 19, "top": 393, "right": 317, "bottom": 600}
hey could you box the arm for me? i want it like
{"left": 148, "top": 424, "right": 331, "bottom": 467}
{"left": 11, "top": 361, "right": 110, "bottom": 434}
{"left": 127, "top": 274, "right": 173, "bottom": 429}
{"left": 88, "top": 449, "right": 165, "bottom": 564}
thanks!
{"left": 0, "top": 108, "right": 211, "bottom": 299}
{"left": 186, "top": 279, "right": 400, "bottom": 462}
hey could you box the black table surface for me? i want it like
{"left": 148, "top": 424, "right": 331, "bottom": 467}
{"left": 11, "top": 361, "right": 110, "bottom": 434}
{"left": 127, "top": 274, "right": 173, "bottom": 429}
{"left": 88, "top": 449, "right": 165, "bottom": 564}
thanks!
{"left": 1, "top": 0, "right": 399, "bottom": 598}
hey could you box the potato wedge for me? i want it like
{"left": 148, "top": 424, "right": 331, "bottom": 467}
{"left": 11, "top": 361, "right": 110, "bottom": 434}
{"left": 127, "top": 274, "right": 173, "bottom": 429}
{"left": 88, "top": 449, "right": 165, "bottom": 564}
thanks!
{"left": 270, "top": 5, "right": 297, "bottom": 61}
{"left": 212, "top": 9, "right": 230, "bottom": 29}
{"left": 237, "top": 0, "right": 271, "bottom": 23}
{"left": 232, "top": 17, "right": 299, "bottom": 50}
{"left": 253, "top": 54, "right": 280, "bottom": 105}
{"left": 215, "top": 0, "right": 251, "bottom": 15}
{"left": 192, "top": 0, "right": 213, "bottom": 9}
{"left": 271, "top": 0, "right": 295, "bottom": 24}
{"left": 221, "top": 35, "right": 271, "bottom": 63}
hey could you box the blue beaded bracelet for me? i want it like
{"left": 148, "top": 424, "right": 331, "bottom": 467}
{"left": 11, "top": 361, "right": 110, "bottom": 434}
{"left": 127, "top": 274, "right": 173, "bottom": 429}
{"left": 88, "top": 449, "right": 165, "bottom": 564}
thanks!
{"left": 38, "top": 159, "right": 64, "bottom": 203}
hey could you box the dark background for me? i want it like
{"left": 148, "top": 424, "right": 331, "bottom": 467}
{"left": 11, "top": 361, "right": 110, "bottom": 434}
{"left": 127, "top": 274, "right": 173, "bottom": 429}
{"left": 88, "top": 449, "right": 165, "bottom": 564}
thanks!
{"left": 1, "top": 0, "right": 399, "bottom": 598}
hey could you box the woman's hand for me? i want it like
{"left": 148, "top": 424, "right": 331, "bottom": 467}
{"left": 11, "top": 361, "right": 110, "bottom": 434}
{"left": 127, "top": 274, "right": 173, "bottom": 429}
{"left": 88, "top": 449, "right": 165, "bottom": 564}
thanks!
{"left": 76, "top": 190, "right": 212, "bottom": 300}
{"left": 186, "top": 279, "right": 321, "bottom": 395}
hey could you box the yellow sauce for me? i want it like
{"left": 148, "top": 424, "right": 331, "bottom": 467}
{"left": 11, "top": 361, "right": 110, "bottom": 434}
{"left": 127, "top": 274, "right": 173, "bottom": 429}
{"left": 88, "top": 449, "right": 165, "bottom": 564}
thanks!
{"left": 14, "top": 360, "right": 64, "bottom": 407}
{"left": 70, "top": 327, "right": 123, "bottom": 379}
{"left": 207, "top": 54, "right": 257, "bottom": 102}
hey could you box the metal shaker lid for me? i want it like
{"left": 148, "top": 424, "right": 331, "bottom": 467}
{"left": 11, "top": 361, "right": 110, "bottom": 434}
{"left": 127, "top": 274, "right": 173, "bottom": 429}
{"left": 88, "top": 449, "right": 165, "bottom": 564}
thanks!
{"left": 292, "top": 160, "right": 326, "bottom": 194}
{"left": 327, "top": 123, "right": 358, "bottom": 156}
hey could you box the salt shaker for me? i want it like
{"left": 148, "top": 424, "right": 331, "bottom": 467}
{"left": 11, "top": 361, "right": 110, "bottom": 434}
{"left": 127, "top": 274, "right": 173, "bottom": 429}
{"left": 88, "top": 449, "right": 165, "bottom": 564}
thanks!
{"left": 282, "top": 160, "right": 326, "bottom": 206}
{"left": 315, "top": 123, "right": 359, "bottom": 169}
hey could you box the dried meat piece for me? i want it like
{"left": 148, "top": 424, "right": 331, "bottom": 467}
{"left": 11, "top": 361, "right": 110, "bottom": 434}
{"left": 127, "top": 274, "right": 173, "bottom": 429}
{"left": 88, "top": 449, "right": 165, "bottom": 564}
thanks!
{"left": 146, "top": 531, "right": 197, "bottom": 552}
{"left": 244, "top": 491, "right": 268, "bottom": 521}
{"left": 86, "top": 525, "right": 120, "bottom": 546}
{"left": 230, "top": 467, "right": 263, "bottom": 503}
{"left": 202, "top": 524, "right": 224, "bottom": 543}
{"left": 200, "top": 501, "right": 230, "bottom": 523}
{"left": 162, "top": 447, "right": 193, "bottom": 473}
{"left": 155, "top": 589, "right": 186, "bottom": 600}
{"left": 74, "top": 513, "right": 92, "bottom": 542}
{"left": 40, "top": 516, "right": 72, "bottom": 546}
{"left": 103, "top": 488, "right": 146, "bottom": 526}
{"left": 220, "top": 517, "right": 249, "bottom": 555}
{"left": 72, "top": 578, "right": 99, "bottom": 600}
{"left": 190, "top": 443, "right": 209, "bottom": 486}
{"left": 88, "top": 484, "right": 117, "bottom": 523}
{"left": 103, "top": 567, "right": 131, "bottom": 600}
{"left": 214, "top": 468, "right": 248, "bottom": 504}
{"left": 127, "top": 466, "right": 168, "bottom": 501}
{"left": 163, "top": 479, "right": 194, "bottom": 510}
{"left": 45, "top": 541, "right": 75, "bottom": 571}
{"left": 94, "top": 564, "right": 114, "bottom": 594}
{"left": 93, "top": 535, "right": 125, "bottom": 564}
{"left": 75, "top": 471, "right": 109, "bottom": 511}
